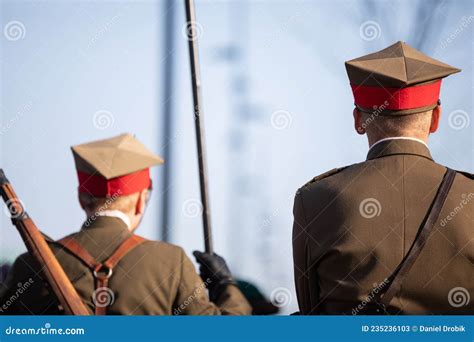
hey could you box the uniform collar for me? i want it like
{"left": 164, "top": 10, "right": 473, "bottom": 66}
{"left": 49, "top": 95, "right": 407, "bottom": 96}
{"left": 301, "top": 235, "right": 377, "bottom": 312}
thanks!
{"left": 81, "top": 215, "right": 130, "bottom": 231}
{"left": 94, "top": 210, "right": 131, "bottom": 229}
{"left": 366, "top": 137, "right": 433, "bottom": 161}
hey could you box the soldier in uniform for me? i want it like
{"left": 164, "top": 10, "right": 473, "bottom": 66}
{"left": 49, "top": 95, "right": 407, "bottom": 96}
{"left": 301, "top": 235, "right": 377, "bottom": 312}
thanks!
{"left": 0, "top": 133, "right": 251, "bottom": 315}
{"left": 293, "top": 41, "right": 473, "bottom": 314}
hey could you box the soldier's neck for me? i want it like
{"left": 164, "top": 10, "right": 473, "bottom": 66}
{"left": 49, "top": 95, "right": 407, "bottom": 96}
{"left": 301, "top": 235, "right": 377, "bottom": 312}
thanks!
{"left": 368, "top": 136, "right": 429, "bottom": 149}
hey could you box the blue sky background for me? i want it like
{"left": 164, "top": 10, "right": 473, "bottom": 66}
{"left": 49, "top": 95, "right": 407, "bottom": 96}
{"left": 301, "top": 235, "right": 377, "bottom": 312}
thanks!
{"left": 1, "top": 0, "right": 472, "bottom": 314}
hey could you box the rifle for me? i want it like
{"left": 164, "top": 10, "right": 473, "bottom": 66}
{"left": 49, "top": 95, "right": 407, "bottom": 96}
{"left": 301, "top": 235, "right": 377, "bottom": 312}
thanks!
{"left": 0, "top": 169, "right": 90, "bottom": 315}
{"left": 184, "top": 0, "right": 214, "bottom": 254}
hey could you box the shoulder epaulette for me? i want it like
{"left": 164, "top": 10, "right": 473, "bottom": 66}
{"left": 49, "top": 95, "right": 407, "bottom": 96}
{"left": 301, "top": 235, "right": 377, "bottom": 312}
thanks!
{"left": 303, "top": 166, "right": 350, "bottom": 188}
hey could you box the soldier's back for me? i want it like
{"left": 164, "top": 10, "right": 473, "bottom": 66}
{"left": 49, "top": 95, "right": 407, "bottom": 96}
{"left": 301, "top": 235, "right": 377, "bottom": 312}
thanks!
{"left": 53, "top": 216, "right": 186, "bottom": 315}
{"left": 293, "top": 139, "right": 474, "bottom": 314}
{"left": 2, "top": 216, "right": 217, "bottom": 315}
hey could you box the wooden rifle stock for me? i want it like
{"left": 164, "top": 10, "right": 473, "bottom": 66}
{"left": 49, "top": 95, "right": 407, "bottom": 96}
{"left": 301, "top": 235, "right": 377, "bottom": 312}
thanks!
{"left": 0, "top": 169, "right": 90, "bottom": 315}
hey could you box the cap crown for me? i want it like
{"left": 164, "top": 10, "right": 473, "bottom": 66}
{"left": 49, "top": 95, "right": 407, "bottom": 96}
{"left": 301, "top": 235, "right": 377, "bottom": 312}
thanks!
{"left": 72, "top": 133, "right": 164, "bottom": 179}
{"left": 345, "top": 41, "right": 460, "bottom": 87}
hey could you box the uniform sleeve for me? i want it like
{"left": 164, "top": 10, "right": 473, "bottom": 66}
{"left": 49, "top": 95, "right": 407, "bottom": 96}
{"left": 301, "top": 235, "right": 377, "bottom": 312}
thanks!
{"left": 292, "top": 190, "right": 319, "bottom": 315}
{"left": 0, "top": 253, "right": 59, "bottom": 315}
{"left": 173, "top": 249, "right": 251, "bottom": 316}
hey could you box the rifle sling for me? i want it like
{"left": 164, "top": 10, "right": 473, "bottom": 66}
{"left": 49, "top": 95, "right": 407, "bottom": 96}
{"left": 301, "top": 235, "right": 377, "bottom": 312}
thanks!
{"left": 56, "top": 235, "right": 146, "bottom": 315}
{"left": 373, "top": 168, "right": 457, "bottom": 312}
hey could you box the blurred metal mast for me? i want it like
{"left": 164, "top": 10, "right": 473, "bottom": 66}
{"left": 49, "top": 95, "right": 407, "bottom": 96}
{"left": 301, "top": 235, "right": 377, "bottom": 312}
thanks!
{"left": 160, "top": 0, "right": 176, "bottom": 242}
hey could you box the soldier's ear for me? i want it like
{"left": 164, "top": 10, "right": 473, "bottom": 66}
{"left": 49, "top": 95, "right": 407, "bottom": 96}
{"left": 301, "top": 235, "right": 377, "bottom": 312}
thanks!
{"left": 429, "top": 106, "right": 441, "bottom": 134}
{"left": 135, "top": 189, "right": 148, "bottom": 215}
{"left": 78, "top": 193, "right": 85, "bottom": 210}
{"left": 353, "top": 108, "right": 365, "bottom": 135}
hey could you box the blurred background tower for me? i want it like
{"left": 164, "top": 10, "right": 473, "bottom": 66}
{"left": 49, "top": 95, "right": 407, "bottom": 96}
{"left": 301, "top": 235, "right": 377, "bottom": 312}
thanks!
{"left": 213, "top": 2, "right": 276, "bottom": 289}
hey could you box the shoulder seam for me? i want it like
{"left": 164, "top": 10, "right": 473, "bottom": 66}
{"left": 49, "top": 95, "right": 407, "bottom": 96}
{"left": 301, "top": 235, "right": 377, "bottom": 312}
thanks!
{"left": 302, "top": 165, "right": 352, "bottom": 188}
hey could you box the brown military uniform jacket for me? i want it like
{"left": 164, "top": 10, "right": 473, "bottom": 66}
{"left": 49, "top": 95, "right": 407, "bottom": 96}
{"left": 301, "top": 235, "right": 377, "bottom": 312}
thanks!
{"left": 293, "top": 139, "right": 474, "bottom": 314}
{"left": 0, "top": 216, "right": 251, "bottom": 315}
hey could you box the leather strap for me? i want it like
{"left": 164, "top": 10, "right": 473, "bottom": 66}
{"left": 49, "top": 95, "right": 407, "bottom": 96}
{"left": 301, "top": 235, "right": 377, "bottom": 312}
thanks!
{"left": 370, "top": 168, "right": 457, "bottom": 313}
{"left": 57, "top": 235, "right": 147, "bottom": 315}
{"left": 57, "top": 237, "right": 98, "bottom": 269}
{"left": 103, "top": 235, "right": 146, "bottom": 269}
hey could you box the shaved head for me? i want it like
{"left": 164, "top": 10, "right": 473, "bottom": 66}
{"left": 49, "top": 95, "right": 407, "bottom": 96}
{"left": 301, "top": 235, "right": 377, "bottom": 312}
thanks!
{"left": 353, "top": 105, "right": 442, "bottom": 147}
{"left": 361, "top": 110, "right": 433, "bottom": 141}
{"left": 79, "top": 192, "right": 140, "bottom": 215}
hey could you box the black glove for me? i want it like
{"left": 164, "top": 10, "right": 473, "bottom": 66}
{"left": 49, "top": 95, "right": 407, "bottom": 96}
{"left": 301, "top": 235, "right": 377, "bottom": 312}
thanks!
{"left": 193, "top": 251, "right": 236, "bottom": 301}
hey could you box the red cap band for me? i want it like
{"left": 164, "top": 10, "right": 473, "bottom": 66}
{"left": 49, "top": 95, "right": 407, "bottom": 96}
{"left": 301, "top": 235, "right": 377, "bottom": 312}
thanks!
{"left": 351, "top": 80, "right": 441, "bottom": 111}
{"left": 77, "top": 169, "right": 151, "bottom": 196}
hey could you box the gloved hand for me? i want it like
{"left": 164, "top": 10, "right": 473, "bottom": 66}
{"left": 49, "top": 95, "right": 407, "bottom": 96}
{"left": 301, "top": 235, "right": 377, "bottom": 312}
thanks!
{"left": 193, "top": 251, "right": 236, "bottom": 301}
